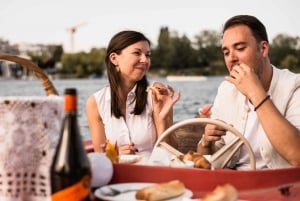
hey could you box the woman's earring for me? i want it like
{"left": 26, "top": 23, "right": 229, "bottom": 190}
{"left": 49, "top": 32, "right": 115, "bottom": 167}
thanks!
{"left": 116, "top": 66, "right": 120, "bottom": 72}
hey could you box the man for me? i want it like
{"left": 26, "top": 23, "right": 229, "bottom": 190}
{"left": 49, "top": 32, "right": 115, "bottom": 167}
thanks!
{"left": 197, "top": 15, "right": 300, "bottom": 169}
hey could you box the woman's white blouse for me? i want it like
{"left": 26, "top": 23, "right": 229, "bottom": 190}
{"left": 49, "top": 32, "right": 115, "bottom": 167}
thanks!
{"left": 93, "top": 85, "right": 157, "bottom": 157}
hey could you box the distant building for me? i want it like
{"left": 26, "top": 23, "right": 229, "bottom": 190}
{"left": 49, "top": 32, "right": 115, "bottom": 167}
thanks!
{"left": 0, "top": 38, "right": 20, "bottom": 55}
{"left": 1, "top": 38, "right": 63, "bottom": 79}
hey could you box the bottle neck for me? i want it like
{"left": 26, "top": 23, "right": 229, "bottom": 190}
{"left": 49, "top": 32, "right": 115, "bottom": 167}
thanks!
{"left": 64, "top": 94, "right": 77, "bottom": 112}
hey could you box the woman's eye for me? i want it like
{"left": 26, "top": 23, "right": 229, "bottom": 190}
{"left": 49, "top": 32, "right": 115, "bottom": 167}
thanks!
{"left": 223, "top": 51, "right": 229, "bottom": 57}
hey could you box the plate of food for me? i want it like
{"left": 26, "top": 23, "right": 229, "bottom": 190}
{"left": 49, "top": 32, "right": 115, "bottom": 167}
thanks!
{"left": 94, "top": 180, "right": 193, "bottom": 201}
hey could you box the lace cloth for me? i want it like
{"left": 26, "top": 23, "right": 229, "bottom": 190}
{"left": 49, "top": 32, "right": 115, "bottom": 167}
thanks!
{"left": 0, "top": 96, "right": 63, "bottom": 201}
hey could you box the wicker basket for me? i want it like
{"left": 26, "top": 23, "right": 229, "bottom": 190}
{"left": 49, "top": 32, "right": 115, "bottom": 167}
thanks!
{"left": 151, "top": 118, "right": 256, "bottom": 169}
{"left": 0, "top": 53, "right": 63, "bottom": 201}
{"left": 0, "top": 53, "right": 58, "bottom": 95}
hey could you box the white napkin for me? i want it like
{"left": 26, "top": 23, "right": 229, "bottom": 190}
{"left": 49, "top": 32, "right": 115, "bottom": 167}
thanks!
{"left": 0, "top": 96, "right": 64, "bottom": 201}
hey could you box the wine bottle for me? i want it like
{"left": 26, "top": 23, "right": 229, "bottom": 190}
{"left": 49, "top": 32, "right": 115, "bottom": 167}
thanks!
{"left": 51, "top": 88, "right": 91, "bottom": 201}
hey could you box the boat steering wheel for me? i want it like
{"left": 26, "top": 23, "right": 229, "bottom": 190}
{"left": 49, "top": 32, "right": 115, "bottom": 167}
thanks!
{"left": 153, "top": 118, "right": 256, "bottom": 170}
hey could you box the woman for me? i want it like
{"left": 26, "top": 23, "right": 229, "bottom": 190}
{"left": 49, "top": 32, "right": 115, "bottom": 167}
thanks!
{"left": 86, "top": 30, "right": 180, "bottom": 157}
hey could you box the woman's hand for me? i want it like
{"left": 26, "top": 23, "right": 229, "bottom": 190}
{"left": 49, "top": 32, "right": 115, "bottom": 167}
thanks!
{"left": 118, "top": 142, "right": 139, "bottom": 155}
{"left": 150, "top": 82, "right": 180, "bottom": 120}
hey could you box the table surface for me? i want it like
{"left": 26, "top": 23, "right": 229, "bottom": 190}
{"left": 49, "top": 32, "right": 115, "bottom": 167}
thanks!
{"left": 91, "top": 163, "right": 300, "bottom": 201}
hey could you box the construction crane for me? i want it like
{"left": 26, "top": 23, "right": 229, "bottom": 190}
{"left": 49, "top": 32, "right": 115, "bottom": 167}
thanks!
{"left": 66, "top": 22, "right": 87, "bottom": 52}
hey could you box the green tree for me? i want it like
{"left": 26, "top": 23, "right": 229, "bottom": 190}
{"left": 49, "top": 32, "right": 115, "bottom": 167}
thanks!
{"left": 60, "top": 53, "right": 78, "bottom": 77}
{"left": 152, "top": 27, "right": 173, "bottom": 70}
{"left": 60, "top": 48, "right": 106, "bottom": 78}
{"left": 169, "top": 34, "right": 197, "bottom": 72}
{"left": 52, "top": 45, "right": 64, "bottom": 63}
{"left": 86, "top": 48, "right": 106, "bottom": 77}
{"left": 194, "top": 30, "right": 224, "bottom": 74}
{"left": 269, "top": 34, "right": 298, "bottom": 68}
{"left": 280, "top": 54, "right": 299, "bottom": 72}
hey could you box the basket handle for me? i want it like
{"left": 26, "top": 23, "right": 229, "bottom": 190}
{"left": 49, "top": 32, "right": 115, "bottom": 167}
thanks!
{"left": 154, "top": 118, "right": 256, "bottom": 170}
{"left": 0, "top": 53, "right": 58, "bottom": 96}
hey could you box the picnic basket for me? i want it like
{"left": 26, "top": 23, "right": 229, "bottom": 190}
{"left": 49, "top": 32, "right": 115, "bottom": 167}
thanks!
{"left": 150, "top": 118, "right": 256, "bottom": 169}
{"left": 0, "top": 53, "right": 64, "bottom": 201}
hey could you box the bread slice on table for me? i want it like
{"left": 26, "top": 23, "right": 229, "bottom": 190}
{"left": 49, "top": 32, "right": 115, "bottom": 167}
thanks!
{"left": 135, "top": 180, "right": 185, "bottom": 201}
{"left": 202, "top": 184, "right": 238, "bottom": 201}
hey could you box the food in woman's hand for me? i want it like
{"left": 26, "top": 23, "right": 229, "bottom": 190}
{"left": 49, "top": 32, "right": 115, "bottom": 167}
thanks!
{"left": 146, "top": 86, "right": 159, "bottom": 94}
{"left": 202, "top": 184, "right": 238, "bottom": 201}
{"left": 146, "top": 85, "right": 170, "bottom": 96}
{"left": 180, "top": 151, "right": 211, "bottom": 169}
{"left": 135, "top": 180, "right": 185, "bottom": 201}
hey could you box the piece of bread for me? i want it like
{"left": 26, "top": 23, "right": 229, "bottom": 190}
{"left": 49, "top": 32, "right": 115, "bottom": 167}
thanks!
{"left": 181, "top": 151, "right": 211, "bottom": 169}
{"left": 181, "top": 150, "right": 194, "bottom": 161}
{"left": 202, "top": 184, "right": 238, "bottom": 201}
{"left": 135, "top": 180, "right": 185, "bottom": 201}
{"left": 146, "top": 86, "right": 159, "bottom": 94}
{"left": 193, "top": 156, "right": 211, "bottom": 169}
{"left": 118, "top": 154, "right": 142, "bottom": 164}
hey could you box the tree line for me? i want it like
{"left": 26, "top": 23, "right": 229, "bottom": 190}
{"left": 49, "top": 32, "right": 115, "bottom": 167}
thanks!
{"left": 31, "top": 27, "right": 300, "bottom": 78}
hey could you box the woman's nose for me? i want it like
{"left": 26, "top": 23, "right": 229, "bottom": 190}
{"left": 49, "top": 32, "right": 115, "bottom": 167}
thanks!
{"left": 140, "top": 54, "right": 149, "bottom": 62}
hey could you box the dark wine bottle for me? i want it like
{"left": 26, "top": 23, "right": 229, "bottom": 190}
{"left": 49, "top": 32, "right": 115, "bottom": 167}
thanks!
{"left": 51, "top": 88, "right": 91, "bottom": 201}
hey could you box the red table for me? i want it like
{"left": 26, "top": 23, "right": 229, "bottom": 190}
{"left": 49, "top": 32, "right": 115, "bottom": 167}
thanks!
{"left": 86, "top": 140, "right": 300, "bottom": 200}
{"left": 108, "top": 163, "right": 300, "bottom": 200}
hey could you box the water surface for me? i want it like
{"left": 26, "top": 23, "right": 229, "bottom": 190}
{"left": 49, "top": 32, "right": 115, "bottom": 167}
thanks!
{"left": 0, "top": 76, "right": 224, "bottom": 140}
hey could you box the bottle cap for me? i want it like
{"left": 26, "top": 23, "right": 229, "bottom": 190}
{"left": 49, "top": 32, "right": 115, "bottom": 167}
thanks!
{"left": 65, "top": 88, "right": 77, "bottom": 95}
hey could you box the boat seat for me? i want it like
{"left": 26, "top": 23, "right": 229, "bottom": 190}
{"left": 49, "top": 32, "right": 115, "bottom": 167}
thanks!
{"left": 172, "top": 104, "right": 211, "bottom": 153}
{"left": 173, "top": 123, "right": 204, "bottom": 153}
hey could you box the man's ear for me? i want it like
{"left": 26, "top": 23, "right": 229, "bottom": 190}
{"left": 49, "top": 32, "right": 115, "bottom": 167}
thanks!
{"left": 260, "top": 41, "right": 269, "bottom": 57}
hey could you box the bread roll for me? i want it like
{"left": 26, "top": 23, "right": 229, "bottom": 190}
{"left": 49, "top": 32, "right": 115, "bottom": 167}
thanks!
{"left": 193, "top": 156, "right": 211, "bottom": 169}
{"left": 135, "top": 180, "right": 185, "bottom": 201}
{"left": 181, "top": 151, "right": 211, "bottom": 169}
{"left": 181, "top": 151, "right": 194, "bottom": 161}
{"left": 202, "top": 184, "right": 238, "bottom": 201}
{"left": 146, "top": 86, "right": 159, "bottom": 94}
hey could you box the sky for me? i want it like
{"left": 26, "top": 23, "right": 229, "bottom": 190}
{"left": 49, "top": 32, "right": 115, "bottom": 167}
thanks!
{"left": 1, "top": 0, "right": 300, "bottom": 53}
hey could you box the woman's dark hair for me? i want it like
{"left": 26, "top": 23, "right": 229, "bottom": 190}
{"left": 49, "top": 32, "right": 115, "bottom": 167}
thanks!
{"left": 222, "top": 15, "right": 269, "bottom": 43}
{"left": 105, "top": 30, "right": 151, "bottom": 118}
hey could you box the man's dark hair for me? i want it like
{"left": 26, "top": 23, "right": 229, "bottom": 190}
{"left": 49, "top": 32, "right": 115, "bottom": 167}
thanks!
{"left": 222, "top": 15, "right": 269, "bottom": 43}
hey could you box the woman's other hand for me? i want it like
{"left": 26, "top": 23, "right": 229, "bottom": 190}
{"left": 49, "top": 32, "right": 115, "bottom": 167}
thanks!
{"left": 118, "top": 142, "right": 139, "bottom": 155}
{"left": 151, "top": 82, "right": 180, "bottom": 120}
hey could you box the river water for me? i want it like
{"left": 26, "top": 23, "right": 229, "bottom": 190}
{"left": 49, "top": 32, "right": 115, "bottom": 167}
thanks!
{"left": 0, "top": 76, "right": 224, "bottom": 140}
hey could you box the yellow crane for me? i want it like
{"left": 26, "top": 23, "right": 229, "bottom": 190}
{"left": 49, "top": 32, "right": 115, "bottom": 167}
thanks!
{"left": 66, "top": 22, "right": 87, "bottom": 52}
